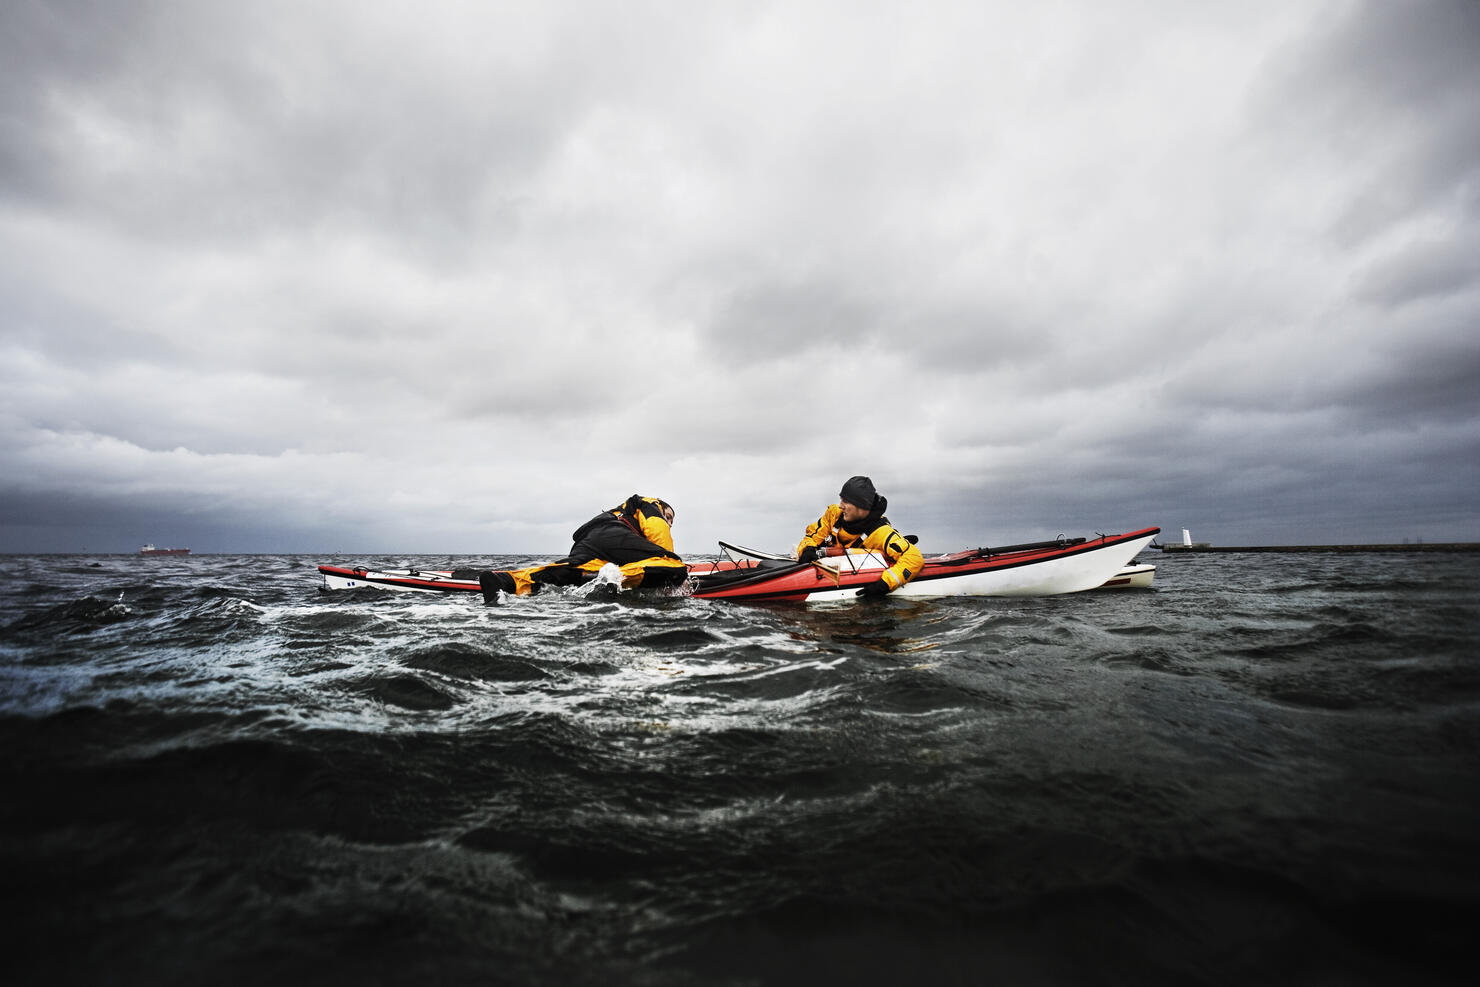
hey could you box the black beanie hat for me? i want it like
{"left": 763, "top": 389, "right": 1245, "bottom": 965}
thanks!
{"left": 839, "top": 475, "right": 877, "bottom": 509}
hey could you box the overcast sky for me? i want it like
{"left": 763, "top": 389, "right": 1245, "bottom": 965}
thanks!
{"left": 2, "top": 0, "right": 1477, "bottom": 556}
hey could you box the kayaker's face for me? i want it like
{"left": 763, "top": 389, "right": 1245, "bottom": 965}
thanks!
{"left": 841, "top": 500, "right": 869, "bottom": 523}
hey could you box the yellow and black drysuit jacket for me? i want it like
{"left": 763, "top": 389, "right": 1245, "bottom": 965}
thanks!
{"left": 795, "top": 497, "right": 923, "bottom": 592}
{"left": 482, "top": 496, "right": 685, "bottom": 598}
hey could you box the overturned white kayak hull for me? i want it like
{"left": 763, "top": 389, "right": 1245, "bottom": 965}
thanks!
{"left": 1097, "top": 562, "right": 1156, "bottom": 589}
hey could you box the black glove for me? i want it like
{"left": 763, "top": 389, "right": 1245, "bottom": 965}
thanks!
{"left": 856, "top": 579, "right": 891, "bottom": 599}
{"left": 798, "top": 545, "right": 820, "bottom": 563}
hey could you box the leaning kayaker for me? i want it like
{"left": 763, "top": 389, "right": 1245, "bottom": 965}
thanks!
{"left": 479, "top": 495, "right": 686, "bottom": 600}
{"left": 795, "top": 475, "right": 923, "bottom": 598}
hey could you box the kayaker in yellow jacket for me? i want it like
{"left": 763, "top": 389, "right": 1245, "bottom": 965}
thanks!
{"left": 795, "top": 476, "right": 923, "bottom": 598}
{"left": 480, "top": 495, "right": 685, "bottom": 600}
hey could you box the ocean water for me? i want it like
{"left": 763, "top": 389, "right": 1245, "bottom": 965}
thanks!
{"left": 1, "top": 550, "right": 1477, "bottom": 986}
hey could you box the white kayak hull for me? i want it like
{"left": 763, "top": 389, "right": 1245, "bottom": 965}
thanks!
{"left": 800, "top": 535, "right": 1156, "bottom": 602}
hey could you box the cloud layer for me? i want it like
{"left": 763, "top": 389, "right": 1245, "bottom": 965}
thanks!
{"left": 3, "top": 0, "right": 1478, "bottom": 554}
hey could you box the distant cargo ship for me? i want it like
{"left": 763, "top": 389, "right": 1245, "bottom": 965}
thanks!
{"left": 140, "top": 544, "right": 190, "bottom": 556}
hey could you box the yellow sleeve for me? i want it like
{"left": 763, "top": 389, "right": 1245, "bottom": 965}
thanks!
{"left": 638, "top": 513, "right": 676, "bottom": 553}
{"left": 868, "top": 525, "right": 924, "bottom": 590}
{"left": 795, "top": 504, "right": 844, "bottom": 557}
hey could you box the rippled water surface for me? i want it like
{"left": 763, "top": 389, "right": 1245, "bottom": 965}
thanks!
{"left": 2, "top": 551, "right": 1477, "bottom": 985}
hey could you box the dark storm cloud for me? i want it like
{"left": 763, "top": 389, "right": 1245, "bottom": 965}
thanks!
{"left": 0, "top": 0, "right": 132, "bottom": 203}
{"left": 1258, "top": 0, "right": 1480, "bottom": 244}
{"left": 701, "top": 271, "right": 886, "bottom": 363}
{"left": 0, "top": 1, "right": 578, "bottom": 254}
{"left": 1340, "top": 322, "right": 1480, "bottom": 428}
{"left": 0, "top": 487, "right": 333, "bottom": 554}
{"left": 1354, "top": 234, "right": 1480, "bottom": 310}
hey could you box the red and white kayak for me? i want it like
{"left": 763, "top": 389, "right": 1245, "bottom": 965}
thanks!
{"left": 688, "top": 528, "right": 1159, "bottom": 602}
{"left": 318, "top": 527, "right": 1158, "bottom": 600}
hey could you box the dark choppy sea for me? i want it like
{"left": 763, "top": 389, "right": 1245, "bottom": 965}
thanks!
{"left": 2, "top": 550, "right": 1477, "bottom": 986}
